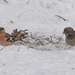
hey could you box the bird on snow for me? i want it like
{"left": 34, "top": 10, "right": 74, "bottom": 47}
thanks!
{"left": 0, "top": 27, "right": 18, "bottom": 46}
{"left": 63, "top": 27, "right": 75, "bottom": 46}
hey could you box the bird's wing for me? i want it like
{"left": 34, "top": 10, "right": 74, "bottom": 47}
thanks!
{"left": 5, "top": 33, "right": 12, "bottom": 38}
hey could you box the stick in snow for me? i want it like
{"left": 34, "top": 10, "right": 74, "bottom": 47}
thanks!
{"left": 0, "top": 46, "right": 6, "bottom": 51}
{"left": 3, "top": 0, "right": 8, "bottom": 3}
{"left": 55, "top": 15, "right": 67, "bottom": 21}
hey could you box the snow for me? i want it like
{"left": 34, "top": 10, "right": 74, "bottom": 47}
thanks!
{"left": 0, "top": 0, "right": 75, "bottom": 75}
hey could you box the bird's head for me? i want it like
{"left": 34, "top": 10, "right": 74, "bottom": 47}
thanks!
{"left": 0, "top": 27, "right": 6, "bottom": 36}
{"left": 63, "top": 27, "right": 74, "bottom": 36}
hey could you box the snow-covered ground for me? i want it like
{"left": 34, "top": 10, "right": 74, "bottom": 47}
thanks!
{"left": 0, "top": 0, "right": 75, "bottom": 75}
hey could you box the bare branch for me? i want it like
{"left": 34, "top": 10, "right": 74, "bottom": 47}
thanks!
{"left": 3, "top": 0, "right": 8, "bottom": 3}
{"left": 0, "top": 46, "right": 6, "bottom": 51}
{"left": 26, "top": 1, "right": 30, "bottom": 4}
{"left": 55, "top": 15, "right": 67, "bottom": 21}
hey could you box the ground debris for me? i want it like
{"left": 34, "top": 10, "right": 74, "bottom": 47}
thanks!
{"left": 12, "top": 30, "right": 72, "bottom": 51}
{"left": 11, "top": 29, "right": 28, "bottom": 40}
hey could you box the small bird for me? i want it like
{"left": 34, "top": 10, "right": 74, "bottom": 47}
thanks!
{"left": 0, "top": 27, "right": 17, "bottom": 46}
{"left": 63, "top": 27, "right": 75, "bottom": 46}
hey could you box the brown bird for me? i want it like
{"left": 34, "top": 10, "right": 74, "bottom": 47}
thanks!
{"left": 63, "top": 27, "right": 75, "bottom": 46}
{"left": 0, "top": 27, "right": 16, "bottom": 46}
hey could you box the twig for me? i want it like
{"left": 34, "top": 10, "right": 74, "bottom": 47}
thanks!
{"left": 3, "top": 0, "right": 8, "bottom": 3}
{"left": 26, "top": 1, "right": 30, "bottom": 4}
{"left": 30, "top": 32, "right": 35, "bottom": 39}
{"left": 0, "top": 46, "right": 6, "bottom": 51}
{"left": 50, "top": 36, "right": 53, "bottom": 43}
{"left": 55, "top": 15, "right": 67, "bottom": 21}
{"left": 10, "top": 20, "right": 14, "bottom": 23}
